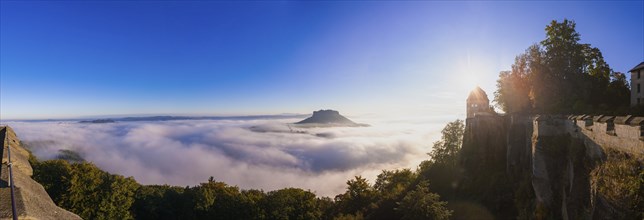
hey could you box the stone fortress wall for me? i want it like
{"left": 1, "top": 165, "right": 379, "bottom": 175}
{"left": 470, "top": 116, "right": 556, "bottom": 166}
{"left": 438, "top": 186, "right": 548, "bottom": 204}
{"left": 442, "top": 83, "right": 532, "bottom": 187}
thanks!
{"left": 529, "top": 114, "right": 644, "bottom": 219}
{"left": 534, "top": 114, "right": 644, "bottom": 155}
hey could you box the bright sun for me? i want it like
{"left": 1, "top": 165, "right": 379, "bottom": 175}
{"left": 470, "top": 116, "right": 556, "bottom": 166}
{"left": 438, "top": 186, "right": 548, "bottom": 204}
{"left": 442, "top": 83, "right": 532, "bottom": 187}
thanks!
{"left": 456, "top": 58, "right": 483, "bottom": 95}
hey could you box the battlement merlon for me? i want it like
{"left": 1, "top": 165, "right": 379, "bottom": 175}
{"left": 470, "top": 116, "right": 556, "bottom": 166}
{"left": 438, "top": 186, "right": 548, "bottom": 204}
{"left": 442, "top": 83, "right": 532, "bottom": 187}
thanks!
{"left": 531, "top": 115, "right": 644, "bottom": 155}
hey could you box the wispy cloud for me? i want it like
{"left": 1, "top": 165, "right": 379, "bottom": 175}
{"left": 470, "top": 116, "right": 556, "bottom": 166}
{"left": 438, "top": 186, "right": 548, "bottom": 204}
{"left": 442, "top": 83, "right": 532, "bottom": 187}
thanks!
{"left": 8, "top": 116, "right": 447, "bottom": 196}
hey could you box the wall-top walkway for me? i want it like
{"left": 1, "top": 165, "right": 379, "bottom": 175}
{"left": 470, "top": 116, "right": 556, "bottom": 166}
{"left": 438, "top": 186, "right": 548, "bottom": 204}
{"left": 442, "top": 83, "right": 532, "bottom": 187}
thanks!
{"left": 0, "top": 126, "right": 81, "bottom": 220}
{"left": 534, "top": 115, "right": 644, "bottom": 155}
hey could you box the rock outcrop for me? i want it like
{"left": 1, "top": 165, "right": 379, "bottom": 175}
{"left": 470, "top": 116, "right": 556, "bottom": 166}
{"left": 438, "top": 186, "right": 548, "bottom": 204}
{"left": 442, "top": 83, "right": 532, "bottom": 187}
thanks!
{"left": 460, "top": 114, "right": 643, "bottom": 219}
{"left": 0, "top": 126, "right": 82, "bottom": 220}
{"left": 294, "top": 110, "right": 367, "bottom": 127}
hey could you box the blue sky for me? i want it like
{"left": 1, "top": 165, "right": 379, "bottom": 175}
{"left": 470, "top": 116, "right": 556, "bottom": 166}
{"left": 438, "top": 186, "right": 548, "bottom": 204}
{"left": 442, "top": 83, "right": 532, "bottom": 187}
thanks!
{"left": 1, "top": 1, "right": 643, "bottom": 120}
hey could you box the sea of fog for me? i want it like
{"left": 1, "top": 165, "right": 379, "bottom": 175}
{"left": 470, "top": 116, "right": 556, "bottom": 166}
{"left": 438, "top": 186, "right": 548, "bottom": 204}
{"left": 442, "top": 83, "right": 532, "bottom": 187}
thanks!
{"left": 4, "top": 115, "right": 454, "bottom": 196}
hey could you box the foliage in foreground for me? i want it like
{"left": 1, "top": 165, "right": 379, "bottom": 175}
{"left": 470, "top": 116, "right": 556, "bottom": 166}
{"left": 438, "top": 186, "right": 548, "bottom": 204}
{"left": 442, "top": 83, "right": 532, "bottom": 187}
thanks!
{"left": 30, "top": 158, "right": 454, "bottom": 220}
{"left": 397, "top": 181, "right": 452, "bottom": 220}
{"left": 31, "top": 160, "right": 139, "bottom": 220}
{"left": 591, "top": 149, "right": 644, "bottom": 218}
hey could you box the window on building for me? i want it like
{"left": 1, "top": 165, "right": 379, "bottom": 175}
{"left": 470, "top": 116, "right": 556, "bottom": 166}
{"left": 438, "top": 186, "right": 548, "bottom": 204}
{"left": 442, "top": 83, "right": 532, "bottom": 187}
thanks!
{"left": 638, "top": 98, "right": 640, "bottom": 105}
{"left": 639, "top": 71, "right": 641, "bottom": 79}
{"left": 638, "top": 84, "right": 641, "bottom": 93}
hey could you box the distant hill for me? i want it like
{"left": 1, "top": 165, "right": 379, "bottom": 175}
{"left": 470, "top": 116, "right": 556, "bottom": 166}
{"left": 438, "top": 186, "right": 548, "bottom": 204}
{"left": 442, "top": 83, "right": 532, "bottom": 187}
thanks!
{"left": 294, "top": 110, "right": 368, "bottom": 127}
{"left": 79, "top": 119, "right": 115, "bottom": 123}
{"left": 76, "top": 114, "right": 305, "bottom": 123}
{"left": 56, "top": 149, "right": 85, "bottom": 163}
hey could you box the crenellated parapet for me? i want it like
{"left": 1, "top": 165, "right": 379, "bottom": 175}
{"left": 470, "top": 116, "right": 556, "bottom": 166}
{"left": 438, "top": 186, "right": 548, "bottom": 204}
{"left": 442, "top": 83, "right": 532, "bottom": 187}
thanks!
{"left": 567, "top": 115, "right": 644, "bottom": 155}
{"left": 531, "top": 114, "right": 644, "bottom": 155}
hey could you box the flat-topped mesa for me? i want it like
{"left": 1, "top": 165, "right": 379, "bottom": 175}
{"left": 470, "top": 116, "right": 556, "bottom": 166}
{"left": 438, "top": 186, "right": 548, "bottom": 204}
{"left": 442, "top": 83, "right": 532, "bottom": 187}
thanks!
{"left": 294, "top": 110, "right": 367, "bottom": 127}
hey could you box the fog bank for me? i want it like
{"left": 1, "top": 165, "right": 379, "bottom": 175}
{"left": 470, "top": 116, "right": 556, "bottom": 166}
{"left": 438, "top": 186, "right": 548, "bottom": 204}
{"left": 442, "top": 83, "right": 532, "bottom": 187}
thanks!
{"left": 6, "top": 116, "right": 448, "bottom": 196}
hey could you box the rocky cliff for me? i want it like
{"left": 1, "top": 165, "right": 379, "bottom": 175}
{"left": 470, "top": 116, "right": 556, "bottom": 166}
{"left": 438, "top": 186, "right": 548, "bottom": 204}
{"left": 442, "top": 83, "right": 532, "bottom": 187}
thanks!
{"left": 459, "top": 114, "right": 643, "bottom": 219}
{"left": 0, "top": 126, "right": 82, "bottom": 220}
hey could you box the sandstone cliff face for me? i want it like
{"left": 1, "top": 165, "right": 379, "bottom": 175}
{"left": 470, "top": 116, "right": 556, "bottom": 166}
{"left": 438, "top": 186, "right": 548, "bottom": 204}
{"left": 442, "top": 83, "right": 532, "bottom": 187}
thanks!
{"left": 531, "top": 116, "right": 643, "bottom": 219}
{"left": 461, "top": 115, "right": 507, "bottom": 180}
{"left": 530, "top": 116, "right": 587, "bottom": 219}
{"left": 459, "top": 115, "right": 516, "bottom": 219}
{"left": 460, "top": 115, "right": 643, "bottom": 219}
{"left": 0, "top": 126, "right": 82, "bottom": 220}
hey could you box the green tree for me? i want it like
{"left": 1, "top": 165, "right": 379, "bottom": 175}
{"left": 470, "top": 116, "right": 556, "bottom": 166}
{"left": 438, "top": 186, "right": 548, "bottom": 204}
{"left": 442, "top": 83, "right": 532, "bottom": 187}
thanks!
{"left": 95, "top": 174, "right": 139, "bottom": 219}
{"left": 494, "top": 45, "right": 541, "bottom": 113}
{"left": 363, "top": 169, "right": 418, "bottom": 220}
{"left": 335, "top": 176, "right": 377, "bottom": 216}
{"left": 241, "top": 189, "right": 268, "bottom": 220}
{"left": 333, "top": 213, "right": 364, "bottom": 220}
{"left": 417, "top": 119, "right": 466, "bottom": 200}
{"left": 605, "top": 72, "right": 630, "bottom": 110}
{"left": 263, "top": 188, "right": 322, "bottom": 220}
{"left": 427, "top": 119, "right": 464, "bottom": 166}
{"left": 540, "top": 19, "right": 589, "bottom": 112}
{"left": 131, "top": 185, "right": 169, "bottom": 220}
{"left": 131, "top": 185, "right": 193, "bottom": 220}
{"left": 496, "top": 19, "right": 629, "bottom": 114}
{"left": 63, "top": 163, "right": 108, "bottom": 219}
{"left": 373, "top": 169, "right": 416, "bottom": 200}
{"left": 396, "top": 181, "right": 452, "bottom": 220}
{"left": 62, "top": 162, "right": 139, "bottom": 220}
{"left": 317, "top": 196, "right": 336, "bottom": 220}
{"left": 192, "top": 177, "right": 248, "bottom": 219}
{"left": 31, "top": 159, "right": 72, "bottom": 204}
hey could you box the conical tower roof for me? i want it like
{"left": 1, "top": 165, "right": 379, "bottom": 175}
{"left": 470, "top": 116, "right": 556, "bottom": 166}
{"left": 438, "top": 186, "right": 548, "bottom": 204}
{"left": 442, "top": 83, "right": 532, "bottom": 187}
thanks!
{"left": 467, "top": 86, "right": 489, "bottom": 102}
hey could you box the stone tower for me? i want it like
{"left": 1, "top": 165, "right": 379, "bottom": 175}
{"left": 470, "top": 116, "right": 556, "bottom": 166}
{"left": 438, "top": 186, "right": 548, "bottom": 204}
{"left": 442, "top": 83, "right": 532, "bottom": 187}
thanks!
{"left": 467, "top": 86, "right": 490, "bottom": 118}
